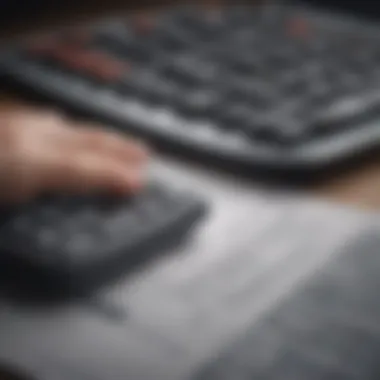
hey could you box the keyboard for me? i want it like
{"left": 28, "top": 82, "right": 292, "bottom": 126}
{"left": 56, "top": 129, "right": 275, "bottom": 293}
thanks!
{"left": 0, "top": 184, "right": 206, "bottom": 300}
{"left": 195, "top": 231, "right": 380, "bottom": 380}
{"left": 2, "top": 2, "right": 380, "bottom": 174}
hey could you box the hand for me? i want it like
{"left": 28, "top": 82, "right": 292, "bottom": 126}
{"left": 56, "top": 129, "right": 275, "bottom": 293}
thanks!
{"left": 0, "top": 108, "right": 149, "bottom": 203}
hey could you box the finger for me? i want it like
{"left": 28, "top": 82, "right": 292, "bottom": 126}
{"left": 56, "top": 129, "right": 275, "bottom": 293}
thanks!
{"left": 68, "top": 125, "right": 149, "bottom": 162}
{"left": 15, "top": 109, "right": 67, "bottom": 132}
{"left": 41, "top": 152, "right": 146, "bottom": 195}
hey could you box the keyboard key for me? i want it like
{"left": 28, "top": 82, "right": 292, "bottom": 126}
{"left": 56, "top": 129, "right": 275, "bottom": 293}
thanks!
{"left": 312, "top": 92, "right": 380, "bottom": 131}
{"left": 217, "top": 103, "right": 253, "bottom": 131}
{"left": 175, "top": 88, "right": 221, "bottom": 119}
{"left": 46, "top": 45, "right": 126, "bottom": 81}
{"left": 26, "top": 35, "right": 60, "bottom": 57}
{"left": 163, "top": 53, "right": 219, "bottom": 86}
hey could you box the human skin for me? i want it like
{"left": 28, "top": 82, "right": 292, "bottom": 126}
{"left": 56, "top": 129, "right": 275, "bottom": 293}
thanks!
{"left": 0, "top": 108, "right": 149, "bottom": 203}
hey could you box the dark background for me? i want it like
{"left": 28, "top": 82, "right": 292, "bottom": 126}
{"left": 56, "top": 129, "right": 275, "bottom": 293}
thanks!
{"left": 0, "top": 0, "right": 168, "bottom": 25}
{"left": 305, "top": 0, "right": 380, "bottom": 18}
{"left": 2, "top": 0, "right": 380, "bottom": 19}
{"left": 2, "top": 0, "right": 380, "bottom": 24}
